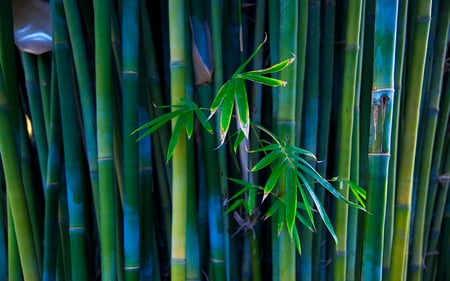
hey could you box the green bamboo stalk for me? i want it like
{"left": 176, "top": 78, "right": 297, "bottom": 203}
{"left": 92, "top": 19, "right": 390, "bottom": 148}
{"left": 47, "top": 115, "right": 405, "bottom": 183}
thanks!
{"left": 389, "top": 1, "right": 432, "bottom": 279}
{"left": 58, "top": 176, "right": 73, "bottom": 281}
{"left": 347, "top": 2, "right": 365, "bottom": 278}
{"left": 409, "top": 1, "right": 449, "bottom": 279}
{"left": 210, "top": 1, "right": 233, "bottom": 279}
{"left": 43, "top": 74, "right": 62, "bottom": 281}
{"left": 37, "top": 54, "right": 52, "bottom": 141}
{"left": 424, "top": 72, "right": 450, "bottom": 281}
{"left": 269, "top": 0, "right": 280, "bottom": 124}
{"left": 332, "top": 1, "right": 363, "bottom": 279}
{"left": 8, "top": 203, "right": 24, "bottom": 281}
{"left": 139, "top": 0, "right": 172, "bottom": 250}
{"left": 20, "top": 52, "right": 48, "bottom": 183}
{"left": 382, "top": 0, "right": 409, "bottom": 278}
{"left": 94, "top": 0, "right": 117, "bottom": 279}
{"left": 0, "top": 66, "right": 40, "bottom": 281}
{"left": 0, "top": 166, "right": 6, "bottom": 280}
{"left": 121, "top": 0, "right": 141, "bottom": 279}
{"left": 435, "top": 156, "right": 450, "bottom": 280}
{"left": 298, "top": 1, "right": 318, "bottom": 279}
{"left": 51, "top": 0, "right": 89, "bottom": 279}
{"left": 169, "top": 1, "right": 188, "bottom": 280}
{"left": 63, "top": 0, "right": 100, "bottom": 226}
{"left": 361, "top": 1, "right": 398, "bottom": 281}
{"left": 424, "top": 171, "right": 449, "bottom": 281}
{"left": 276, "top": 1, "right": 298, "bottom": 281}
{"left": 422, "top": 0, "right": 450, "bottom": 254}
{"left": 315, "top": 2, "right": 335, "bottom": 280}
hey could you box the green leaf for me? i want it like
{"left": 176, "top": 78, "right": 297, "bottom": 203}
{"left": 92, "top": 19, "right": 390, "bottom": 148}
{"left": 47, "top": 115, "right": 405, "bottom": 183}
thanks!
{"left": 235, "top": 79, "right": 250, "bottom": 138}
{"left": 249, "top": 143, "right": 279, "bottom": 153}
{"left": 248, "top": 185, "right": 256, "bottom": 215}
{"left": 219, "top": 80, "right": 236, "bottom": 145}
{"left": 264, "top": 199, "right": 281, "bottom": 220}
{"left": 245, "top": 56, "right": 295, "bottom": 75}
{"left": 195, "top": 109, "right": 213, "bottom": 133}
{"left": 296, "top": 211, "right": 315, "bottom": 232}
{"left": 210, "top": 80, "right": 232, "bottom": 118}
{"left": 252, "top": 149, "right": 283, "bottom": 172}
{"left": 298, "top": 171, "right": 338, "bottom": 245}
{"left": 133, "top": 109, "right": 188, "bottom": 141}
{"left": 232, "top": 35, "right": 267, "bottom": 75}
{"left": 286, "top": 145, "right": 317, "bottom": 161}
{"left": 298, "top": 181, "right": 315, "bottom": 231}
{"left": 185, "top": 110, "right": 194, "bottom": 138}
{"left": 225, "top": 199, "right": 247, "bottom": 214}
{"left": 285, "top": 167, "right": 297, "bottom": 235}
{"left": 239, "top": 72, "right": 287, "bottom": 87}
{"left": 263, "top": 160, "right": 286, "bottom": 201}
{"left": 166, "top": 115, "right": 186, "bottom": 162}
{"left": 233, "top": 130, "right": 246, "bottom": 153}
{"left": 292, "top": 223, "right": 302, "bottom": 255}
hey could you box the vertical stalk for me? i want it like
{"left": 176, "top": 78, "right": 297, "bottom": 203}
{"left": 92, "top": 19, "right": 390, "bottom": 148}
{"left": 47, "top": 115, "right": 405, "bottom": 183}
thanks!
{"left": 51, "top": 0, "right": 90, "bottom": 279}
{"left": 169, "top": 1, "right": 188, "bottom": 280}
{"left": 361, "top": 1, "right": 398, "bottom": 281}
{"left": 332, "top": 0, "right": 363, "bottom": 279}
{"left": 94, "top": 0, "right": 117, "bottom": 279}
{"left": 122, "top": 0, "right": 141, "bottom": 279}
{"left": 276, "top": 1, "right": 298, "bottom": 281}
{"left": 389, "top": 1, "right": 432, "bottom": 279}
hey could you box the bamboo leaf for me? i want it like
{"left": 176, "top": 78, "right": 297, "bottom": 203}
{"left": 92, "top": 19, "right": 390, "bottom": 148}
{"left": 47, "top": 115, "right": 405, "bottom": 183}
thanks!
{"left": 286, "top": 145, "right": 317, "bottom": 161}
{"left": 298, "top": 171, "right": 338, "bottom": 245}
{"left": 285, "top": 167, "right": 297, "bottom": 235}
{"left": 292, "top": 223, "right": 302, "bottom": 255}
{"left": 235, "top": 79, "right": 250, "bottom": 138}
{"left": 249, "top": 143, "right": 279, "bottom": 153}
{"left": 233, "top": 130, "right": 246, "bottom": 153}
{"left": 263, "top": 160, "right": 286, "bottom": 200}
{"left": 248, "top": 185, "right": 256, "bottom": 215}
{"left": 166, "top": 115, "right": 186, "bottom": 162}
{"left": 245, "top": 56, "right": 295, "bottom": 75}
{"left": 232, "top": 34, "right": 267, "bottom": 75}
{"left": 298, "top": 181, "right": 315, "bottom": 231}
{"left": 225, "top": 199, "right": 247, "bottom": 214}
{"left": 296, "top": 211, "right": 314, "bottom": 232}
{"left": 133, "top": 109, "right": 187, "bottom": 141}
{"left": 239, "top": 73, "right": 287, "bottom": 87}
{"left": 252, "top": 149, "right": 283, "bottom": 172}
{"left": 263, "top": 199, "right": 281, "bottom": 220}
{"left": 219, "top": 80, "right": 236, "bottom": 145}
{"left": 195, "top": 108, "right": 212, "bottom": 133}
{"left": 185, "top": 110, "right": 194, "bottom": 138}
{"left": 209, "top": 80, "right": 231, "bottom": 118}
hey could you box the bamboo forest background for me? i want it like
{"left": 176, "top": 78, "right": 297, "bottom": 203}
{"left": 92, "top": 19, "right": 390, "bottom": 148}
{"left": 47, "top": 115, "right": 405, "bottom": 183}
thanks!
{"left": 0, "top": 0, "right": 449, "bottom": 280}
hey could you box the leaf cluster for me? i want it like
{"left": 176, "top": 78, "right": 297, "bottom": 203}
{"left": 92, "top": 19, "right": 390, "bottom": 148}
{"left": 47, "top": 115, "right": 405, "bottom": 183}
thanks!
{"left": 133, "top": 39, "right": 366, "bottom": 254}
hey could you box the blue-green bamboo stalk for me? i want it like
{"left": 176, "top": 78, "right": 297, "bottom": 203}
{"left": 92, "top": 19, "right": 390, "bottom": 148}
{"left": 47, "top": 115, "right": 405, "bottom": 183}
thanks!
{"left": 20, "top": 52, "right": 48, "bottom": 183}
{"left": 332, "top": 1, "right": 363, "bottom": 279}
{"left": 121, "top": 0, "right": 141, "bottom": 279}
{"left": 37, "top": 54, "right": 52, "bottom": 141}
{"left": 409, "top": 1, "right": 449, "bottom": 279}
{"left": 8, "top": 203, "right": 24, "bottom": 281}
{"left": 0, "top": 165, "right": 6, "bottom": 280}
{"left": 389, "top": 1, "right": 432, "bottom": 279}
{"left": 94, "top": 0, "right": 117, "bottom": 279}
{"left": 58, "top": 176, "right": 73, "bottom": 281}
{"left": 0, "top": 63, "right": 41, "bottom": 281}
{"left": 63, "top": 0, "right": 100, "bottom": 226}
{"left": 382, "top": 1, "right": 409, "bottom": 278}
{"left": 51, "top": 0, "right": 89, "bottom": 279}
{"left": 361, "top": 1, "right": 398, "bottom": 281}
{"left": 169, "top": 1, "right": 188, "bottom": 280}
{"left": 276, "top": 1, "right": 298, "bottom": 281}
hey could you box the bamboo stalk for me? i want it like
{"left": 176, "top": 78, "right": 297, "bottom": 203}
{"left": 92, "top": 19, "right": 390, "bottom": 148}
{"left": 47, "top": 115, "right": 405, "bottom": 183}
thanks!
{"left": 332, "top": 0, "right": 363, "bottom": 279}
{"left": 409, "top": 1, "right": 449, "bottom": 279}
{"left": 276, "top": 1, "right": 298, "bottom": 280}
{"left": 389, "top": 1, "right": 432, "bottom": 279}
{"left": 361, "top": 1, "right": 398, "bottom": 281}
{"left": 0, "top": 59, "right": 41, "bottom": 281}
{"left": 121, "top": 0, "right": 141, "bottom": 279}
{"left": 169, "top": 1, "right": 188, "bottom": 280}
{"left": 94, "top": 0, "right": 117, "bottom": 279}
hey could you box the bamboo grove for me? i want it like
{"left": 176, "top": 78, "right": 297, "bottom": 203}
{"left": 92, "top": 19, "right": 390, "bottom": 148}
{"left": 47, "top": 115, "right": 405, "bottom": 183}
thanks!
{"left": 0, "top": 0, "right": 449, "bottom": 280}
